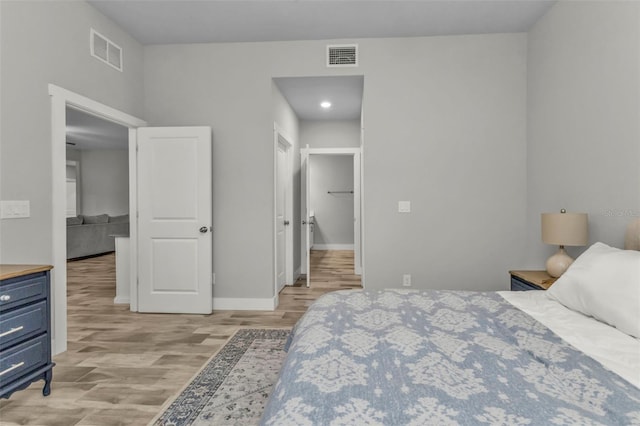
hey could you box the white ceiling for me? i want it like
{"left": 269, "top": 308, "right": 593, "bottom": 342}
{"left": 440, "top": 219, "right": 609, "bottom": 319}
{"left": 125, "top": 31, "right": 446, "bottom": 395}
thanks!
{"left": 274, "top": 76, "right": 364, "bottom": 121}
{"left": 66, "top": 107, "right": 129, "bottom": 150}
{"left": 88, "top": 0, "right": 555, "bottom": 45}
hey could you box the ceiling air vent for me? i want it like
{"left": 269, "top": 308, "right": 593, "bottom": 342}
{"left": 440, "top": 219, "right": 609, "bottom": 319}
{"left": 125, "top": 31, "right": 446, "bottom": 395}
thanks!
{"left": 327, "top": 44, "right": 358, "bottom": 67}
{"left": 90, "top": 29, "right": 122, "bottom": 72}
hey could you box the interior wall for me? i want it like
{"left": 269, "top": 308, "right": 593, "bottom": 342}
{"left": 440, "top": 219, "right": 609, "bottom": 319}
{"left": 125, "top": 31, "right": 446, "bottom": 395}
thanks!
{"left": 300, "top": 120, "right": 361, "bottom": 148}
{"left": 79, "top": 150, "right": 129, "bottom": 216}
{"left": 144, "top": 32, "right": 527, "bottom": 298}
{"left": 310, "top": 155, "right": 355, "bottom": 247}
{"left": 526, "top": 1, "right": 640, "bottom": 266}
{"left": 362, "top": 35, "right": 527, "bottom": 290}
{"left": 0, "top": 0, "right": 144, "bottom": 263}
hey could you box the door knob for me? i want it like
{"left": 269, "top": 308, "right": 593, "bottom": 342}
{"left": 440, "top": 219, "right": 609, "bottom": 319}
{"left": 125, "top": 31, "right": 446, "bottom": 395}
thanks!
{"left": 284, "top": 220, "right": 290, "bottom": 226}
{"left": 199, "top": 226, "right": 208, "bottom": 233}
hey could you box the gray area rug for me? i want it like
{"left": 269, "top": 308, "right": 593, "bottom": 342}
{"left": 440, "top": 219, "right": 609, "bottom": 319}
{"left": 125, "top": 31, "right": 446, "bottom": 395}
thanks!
{"left": 153, "top": 328, "right": 290, "bottom": 426}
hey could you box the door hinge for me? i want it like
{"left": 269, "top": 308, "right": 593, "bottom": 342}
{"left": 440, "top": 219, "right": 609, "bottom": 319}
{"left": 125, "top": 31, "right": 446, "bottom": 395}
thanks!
{"left": 212, "top": 272, "right": 216, "bottom": 285}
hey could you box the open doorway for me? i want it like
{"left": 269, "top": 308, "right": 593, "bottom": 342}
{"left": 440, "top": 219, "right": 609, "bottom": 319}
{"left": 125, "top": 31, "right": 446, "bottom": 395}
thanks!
{"left": 301, "top": 150, "right": 362, "bottom": 290}
{"left": 65, "top": 106, "right": 131, "bottom": 307}
{"left": 50, "top": 84, "right": 146, "bottom": 355}
{"left": 272, "top": 75, "right": 364, "bottom": 294}
{"left": 300, "top": 147, "right": 362, "bottom": 289}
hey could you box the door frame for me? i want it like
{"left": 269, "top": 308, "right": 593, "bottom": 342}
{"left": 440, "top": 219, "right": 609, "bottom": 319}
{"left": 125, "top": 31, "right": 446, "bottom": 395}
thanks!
{"left": 273, "top": 124, "right": 294, "bottom": 305}
{"left": 300, "top": 147, "right": 364, "bottom": 282}
{"left": 49, "top": 84, "right": 146, "bottom": 355}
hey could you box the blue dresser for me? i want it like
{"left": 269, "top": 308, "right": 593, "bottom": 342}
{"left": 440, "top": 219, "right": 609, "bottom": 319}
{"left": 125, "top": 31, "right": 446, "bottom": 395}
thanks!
{"left": 509, "top": 270, "right": 557, "bottom": 291}
{"left": 0, "top": 265, "right": 54, "bottom": 399}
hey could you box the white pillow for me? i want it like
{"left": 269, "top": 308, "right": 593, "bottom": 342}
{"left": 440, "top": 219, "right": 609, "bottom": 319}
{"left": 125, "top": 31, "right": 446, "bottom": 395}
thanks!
{"left": 546, "top": 242, "right": 640, "bottom": 338}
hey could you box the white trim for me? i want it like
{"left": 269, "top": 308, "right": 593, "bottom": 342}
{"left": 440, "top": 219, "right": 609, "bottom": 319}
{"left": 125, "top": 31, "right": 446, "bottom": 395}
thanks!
{"left": 312, "top": 244, "right": 355, "bottom": 250}
{"left": 113, "top": 296, "right": 130, "bottom": 304}
{"left": 213, "top": 297, "right": 276, "bottom": 311}
{"left": 360, "top": 104, "right": 366, "bottom": 288}
{"left": 49, "top": 84, "right": 146, "bottom": 355}
{"left": 127, "top": 129, "right": 138, "bottom": 312}
{"left": 353, "top": 152, "right": 362, "bottom": 276}
{"left": 49, "top": 85, "right": 145, "bottom": 128}
{"left": 301, "top": 147, "right": 360, "bottom": 155}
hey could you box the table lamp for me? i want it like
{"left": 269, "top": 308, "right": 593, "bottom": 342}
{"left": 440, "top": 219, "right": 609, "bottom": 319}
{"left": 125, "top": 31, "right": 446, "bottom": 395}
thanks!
{"left": 541, "top": 209, "right": 588, "bottom": 277}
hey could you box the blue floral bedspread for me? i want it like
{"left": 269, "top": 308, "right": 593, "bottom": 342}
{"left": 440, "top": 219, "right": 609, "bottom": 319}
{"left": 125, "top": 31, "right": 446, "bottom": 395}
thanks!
{"left": 261, "top": 289, "right": 640, "bottom": 425}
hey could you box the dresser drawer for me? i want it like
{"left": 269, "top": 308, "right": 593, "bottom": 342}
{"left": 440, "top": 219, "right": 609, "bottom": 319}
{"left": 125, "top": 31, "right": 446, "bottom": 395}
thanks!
{"left": 511, "top": 277, "right": 541, "bottom": 291}
{"left": 0, "top": 274, "right": 47, "bottom": 311}
{"left": 0, "top": 301, "right": 47, "bottom": 347}
{"left": 0, "top": 334, "right": 49, "bottom": 385}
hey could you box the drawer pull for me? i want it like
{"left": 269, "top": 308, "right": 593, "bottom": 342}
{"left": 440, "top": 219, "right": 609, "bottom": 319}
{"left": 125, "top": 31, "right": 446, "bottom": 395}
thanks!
{"left": 0, "top": 362, "right": 25, "bottom": 377}
{"left": 0, "top": 295, "right": 10, "bottom": 302}
{"left": 0, "top": 326, "right": 24, "bottom": 338}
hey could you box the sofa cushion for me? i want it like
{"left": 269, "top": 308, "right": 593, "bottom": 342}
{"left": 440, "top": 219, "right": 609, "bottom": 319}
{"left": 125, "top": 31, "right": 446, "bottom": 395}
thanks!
{"left": 109, "top": 214, "right": 129, "bottom": 223}
{"left": 83, "top": 214, "right": 109, "bottom": 224}
{"left": 67, "top": 216, "right": 83, "bottom": 226}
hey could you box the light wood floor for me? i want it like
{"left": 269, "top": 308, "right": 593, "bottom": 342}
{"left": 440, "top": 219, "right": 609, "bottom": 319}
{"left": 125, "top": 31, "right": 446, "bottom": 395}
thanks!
{"left": 0, "top": 250, "right": 360, "bottom": 426}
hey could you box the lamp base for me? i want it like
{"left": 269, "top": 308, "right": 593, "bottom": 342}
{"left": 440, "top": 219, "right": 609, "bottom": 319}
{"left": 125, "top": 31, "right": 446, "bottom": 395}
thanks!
{"left": 546, "top": 246, "right": 574, "bottom": 278}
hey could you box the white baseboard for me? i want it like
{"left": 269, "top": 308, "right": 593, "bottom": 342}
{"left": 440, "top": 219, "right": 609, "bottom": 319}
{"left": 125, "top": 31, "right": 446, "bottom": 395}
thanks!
{"left": 312, "top": 244, "right": 354, "bottom": 250}
{"left": 213, "top": 297, "right": 276, "bottom": 311}
{"left": 113, "top": 296, "right": 130, "bottom": 305}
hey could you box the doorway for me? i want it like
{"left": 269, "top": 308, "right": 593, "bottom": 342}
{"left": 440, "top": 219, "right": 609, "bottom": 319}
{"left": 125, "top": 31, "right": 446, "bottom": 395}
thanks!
{"left": 50, "top": 85, "right": 146, "bottom": 354}
{"left": 301, "top": 147, "right": 362, "bottom": 288}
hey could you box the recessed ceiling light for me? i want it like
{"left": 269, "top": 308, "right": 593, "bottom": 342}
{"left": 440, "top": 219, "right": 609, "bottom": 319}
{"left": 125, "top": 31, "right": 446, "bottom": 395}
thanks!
{"left": 320, "top": 101, "right": 332, "bottom": 109}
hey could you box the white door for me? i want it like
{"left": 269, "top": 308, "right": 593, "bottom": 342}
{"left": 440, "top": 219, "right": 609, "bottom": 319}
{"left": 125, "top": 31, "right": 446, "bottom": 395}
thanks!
{"left": 275, "top": 141, "right": 287, "bottom": 293}
{"left": 137, "top": 127, "right": 212, "bottom": 314}
{"left": 300, "top": 147, "right": 311, "bottom": 288}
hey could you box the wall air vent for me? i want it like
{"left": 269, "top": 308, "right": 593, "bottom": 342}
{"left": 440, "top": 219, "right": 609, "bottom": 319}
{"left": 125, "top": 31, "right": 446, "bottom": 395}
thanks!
{"left": 327, "top": 44, "right": 358, "bottom": 67}
{"left": 90, "top": 29, "right": 122, "bottom": 72}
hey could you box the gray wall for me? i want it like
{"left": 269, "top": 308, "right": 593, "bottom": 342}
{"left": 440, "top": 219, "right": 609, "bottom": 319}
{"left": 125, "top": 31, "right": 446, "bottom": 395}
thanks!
{"left": 310, "top": 155, "right": 354, "bottom": 246}
{"left": 80, "top": 150, "right": 129, "bottom": 216}
{"left": 144, "top": 32, "right": 527, "bottom": 296}
{"left": 525, "top": 1, "right": 640, "bottom": 266}
{"left": 363, "top": 35, "right": 527, "bottom": 290}
{"left": 0, "top": 1, "right": 144, "bottom": 263}
{"left": 300, "top": 120, "right": 361, "bottom": 148}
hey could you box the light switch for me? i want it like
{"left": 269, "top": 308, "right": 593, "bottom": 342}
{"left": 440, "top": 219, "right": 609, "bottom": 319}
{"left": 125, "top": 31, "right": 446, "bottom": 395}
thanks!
{"left": 398, "top": 201, "right": 411, "bottom": 213}
{"left": 1, "top": 200, "right": 31, "bottom": 219}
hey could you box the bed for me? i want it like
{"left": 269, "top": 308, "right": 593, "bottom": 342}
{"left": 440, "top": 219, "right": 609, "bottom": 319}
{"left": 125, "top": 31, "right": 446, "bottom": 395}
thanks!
{"left": 261, "top": 225, "right": 640, "bottom": 425}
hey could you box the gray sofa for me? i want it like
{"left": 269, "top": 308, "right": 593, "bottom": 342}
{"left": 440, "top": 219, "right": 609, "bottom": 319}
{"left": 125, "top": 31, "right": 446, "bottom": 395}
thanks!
{"left": 67, "top": 214, "right": 129, "bottom": 259}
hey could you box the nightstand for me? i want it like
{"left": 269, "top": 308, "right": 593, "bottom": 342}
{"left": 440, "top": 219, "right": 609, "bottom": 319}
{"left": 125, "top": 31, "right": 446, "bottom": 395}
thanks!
{"left": 509, "top": 270, "right": 557, "bottom": 291}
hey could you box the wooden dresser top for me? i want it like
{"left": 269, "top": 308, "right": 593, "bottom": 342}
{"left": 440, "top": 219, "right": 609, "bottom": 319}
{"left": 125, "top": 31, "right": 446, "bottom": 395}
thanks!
{"left": 0, "top": 265, "right": 53, "bottom": 281}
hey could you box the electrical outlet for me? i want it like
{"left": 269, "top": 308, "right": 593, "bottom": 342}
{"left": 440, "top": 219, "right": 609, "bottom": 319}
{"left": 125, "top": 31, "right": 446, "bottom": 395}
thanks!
{"left": 398, "top": 201, "right": 411, "bottom": 213}
{"left": 402, "top": 274, "right": 411, "bottom": 287}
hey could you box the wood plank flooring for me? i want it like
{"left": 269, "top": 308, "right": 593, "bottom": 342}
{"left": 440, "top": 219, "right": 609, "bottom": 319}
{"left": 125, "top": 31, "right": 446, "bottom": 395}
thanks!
{"left": 0, "top": 250, "right": 360, "bottom": 426}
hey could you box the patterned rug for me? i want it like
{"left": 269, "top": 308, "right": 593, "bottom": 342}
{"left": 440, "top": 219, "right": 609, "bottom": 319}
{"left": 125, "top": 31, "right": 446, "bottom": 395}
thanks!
{"left": 153, "top": 328, "right": 290, "bottom": 426}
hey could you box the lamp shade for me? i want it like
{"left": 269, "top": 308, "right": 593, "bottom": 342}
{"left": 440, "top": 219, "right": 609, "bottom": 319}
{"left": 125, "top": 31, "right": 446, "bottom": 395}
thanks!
{"left": 541, "top": 212, "right": 588, "bottom": 246}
